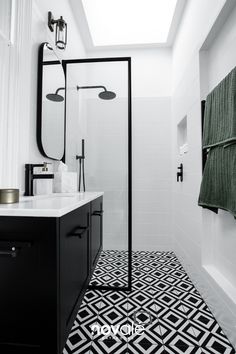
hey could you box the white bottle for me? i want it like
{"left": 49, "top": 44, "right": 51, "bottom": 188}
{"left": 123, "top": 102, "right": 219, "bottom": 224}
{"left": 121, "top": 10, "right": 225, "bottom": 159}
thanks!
{"left": 35, "top": 162, "right": 53, "bottom": 195}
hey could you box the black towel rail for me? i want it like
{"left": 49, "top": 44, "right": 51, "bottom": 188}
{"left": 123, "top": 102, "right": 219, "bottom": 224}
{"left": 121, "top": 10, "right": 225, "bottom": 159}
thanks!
{"left": 201, "top": 100, "right": 208, "bottom": 173}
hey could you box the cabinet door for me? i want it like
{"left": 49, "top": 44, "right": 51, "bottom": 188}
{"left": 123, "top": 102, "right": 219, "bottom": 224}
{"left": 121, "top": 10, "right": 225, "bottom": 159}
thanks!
{"left": 0, "top": 239, "right": 40, "bottom": 346}
{"left": 60, "top": 204, "right": 90, "bottom": 348}
{"left": 91, "top": 197, "right": 103, "bottom": 268}
{"left": 0, "top": 217, "right": 60, "bottom": 353}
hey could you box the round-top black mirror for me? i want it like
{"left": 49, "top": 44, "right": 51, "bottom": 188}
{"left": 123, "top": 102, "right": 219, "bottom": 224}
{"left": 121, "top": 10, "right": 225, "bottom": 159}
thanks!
{"left": 37, "top": 42, "right": 65, "bottom": 160}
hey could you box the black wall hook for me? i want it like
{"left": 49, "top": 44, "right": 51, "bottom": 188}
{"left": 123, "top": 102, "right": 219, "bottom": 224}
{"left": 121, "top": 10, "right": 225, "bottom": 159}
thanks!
{"left": 177, "top": 163, "right": 183, "bottom": 182}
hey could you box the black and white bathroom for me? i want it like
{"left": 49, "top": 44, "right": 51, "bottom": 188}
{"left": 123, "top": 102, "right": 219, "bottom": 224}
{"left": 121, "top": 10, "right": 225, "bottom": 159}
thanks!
{"left": 0, "top": 0, "right": 236, "bottom": 353}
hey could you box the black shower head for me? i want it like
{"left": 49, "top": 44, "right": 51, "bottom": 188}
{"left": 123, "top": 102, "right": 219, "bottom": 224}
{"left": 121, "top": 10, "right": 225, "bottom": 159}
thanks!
{"left": 46, "top": 87, "right": 65, "bottom": 102}
{"left": 99, "top": 90, "right": 116, "bottom": 100}
{"left": 76, "top": 85, "right": 116, "bottom": 100}
{"left": 46, "top": 93, "right": 64, "bottom": 102}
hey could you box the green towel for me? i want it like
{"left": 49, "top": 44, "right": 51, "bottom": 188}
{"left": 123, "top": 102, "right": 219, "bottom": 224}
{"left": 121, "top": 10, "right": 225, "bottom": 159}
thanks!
{"left": 203, "top": 66, "right": 236, "bottom": 148}
{"left": 199, "top": 66, "right": 236, "bottom": 218}
{"left": 198, "top": 144, "right": 236, "bottom": 217}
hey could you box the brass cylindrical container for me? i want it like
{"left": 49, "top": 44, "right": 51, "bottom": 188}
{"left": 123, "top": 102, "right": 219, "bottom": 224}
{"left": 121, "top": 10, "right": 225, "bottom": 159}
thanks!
{"left": 0, "top": 189, "right": 20, "bottom": 204}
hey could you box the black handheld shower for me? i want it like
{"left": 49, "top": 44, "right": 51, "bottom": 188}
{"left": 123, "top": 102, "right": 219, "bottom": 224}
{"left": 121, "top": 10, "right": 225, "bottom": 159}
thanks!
{"left": 76, "top": 139, "right": 86, "bottom": 192}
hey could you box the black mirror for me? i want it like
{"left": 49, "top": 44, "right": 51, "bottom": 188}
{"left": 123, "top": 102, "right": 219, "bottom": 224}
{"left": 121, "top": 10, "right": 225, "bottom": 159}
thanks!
{"left": 37, "top": 42, "right": 65, "bottom": 160}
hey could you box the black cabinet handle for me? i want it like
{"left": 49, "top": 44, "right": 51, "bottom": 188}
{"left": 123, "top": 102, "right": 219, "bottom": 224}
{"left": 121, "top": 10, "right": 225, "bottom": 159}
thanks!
{"left": 92, "top": 210, "right": 104, "bottom": 217}
{"left": 68, "top": 226, "right": 89, "bottom": 238}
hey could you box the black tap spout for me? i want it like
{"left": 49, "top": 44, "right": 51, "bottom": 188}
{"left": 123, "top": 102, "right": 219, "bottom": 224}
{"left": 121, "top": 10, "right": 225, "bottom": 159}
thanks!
{"left": 24, "top": 164, "right": 54, "bottom": 196}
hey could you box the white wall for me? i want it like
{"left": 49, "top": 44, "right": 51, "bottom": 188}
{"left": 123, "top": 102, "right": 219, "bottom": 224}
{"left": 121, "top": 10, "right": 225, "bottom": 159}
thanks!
{"left": 85, "top": 49, "right": 173, "bottom": 251}
{"left": 206, "top": 4, "right": 236, "bottom": 90}
{"left": 90, "top": 49, "right": 172, "bottom": 98}
{"left": 172, "top": 0, "right": 236, "bottom": 347}
{"left": 0, "top": 0, "right": 32, "bottom": 190}
{"left": 0, "top": 0, "right": 86, "bottom": 193}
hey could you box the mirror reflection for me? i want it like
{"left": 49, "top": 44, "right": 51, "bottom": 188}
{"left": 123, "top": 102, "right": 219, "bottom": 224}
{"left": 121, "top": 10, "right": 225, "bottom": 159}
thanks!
{"left": 38, "top": 43, "right": 65, "bottom": 160}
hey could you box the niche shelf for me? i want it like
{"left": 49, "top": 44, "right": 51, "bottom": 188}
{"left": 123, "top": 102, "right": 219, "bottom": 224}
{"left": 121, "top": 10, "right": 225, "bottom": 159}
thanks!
{"left": 177, "top": 116, "right": 188, "bottom": 155}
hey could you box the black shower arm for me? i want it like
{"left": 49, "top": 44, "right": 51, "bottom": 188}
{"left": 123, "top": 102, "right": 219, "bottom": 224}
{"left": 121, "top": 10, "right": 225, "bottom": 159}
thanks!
{"left": 55, "top": 87, "right": 65, "bottom": 94}
{"left": 76, "top": 85, "right": 107, "bottom": 92}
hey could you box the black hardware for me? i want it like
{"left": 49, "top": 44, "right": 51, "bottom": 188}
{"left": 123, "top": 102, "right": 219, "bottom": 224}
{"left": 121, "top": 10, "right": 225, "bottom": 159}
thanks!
{"left": 32, "top": 174, "right": 54, "bottom": 179}
{"left": 177, "top": 163, "right": 183, "bottom": 182}
{"left": 201, "top": 100, "right": 208, "bottom": 173}
{"left": 76, "top": 139, "right": 86, "bottom": 192}
{"left": 77, "top": 85, "right": 106, "bottom": 91}
{"left": 68, "top": 226, "right": 89, "bottom": 238}
{"left": 92, "top": 210, "right": 104, "bottom": 217}
{"left": 76, "top": 85, "right": 116, "bottom": 100}
{"left": 24, "top": 163, "right": 54, "bottom": 196}
{"left": 48, "top": 11, "right": 55, "bottom": 32}
{"left": 48, "top": 11, "right": 67, "bottom": 50}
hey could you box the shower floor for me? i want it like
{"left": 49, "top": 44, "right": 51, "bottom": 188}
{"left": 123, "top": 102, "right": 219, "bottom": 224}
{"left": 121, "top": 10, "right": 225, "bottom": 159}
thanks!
{"left": 63, "top": 250, "right": 235, "bottom": 354}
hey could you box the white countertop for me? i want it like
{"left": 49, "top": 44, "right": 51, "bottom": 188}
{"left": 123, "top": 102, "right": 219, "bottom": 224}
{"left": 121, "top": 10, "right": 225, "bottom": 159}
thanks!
{"left": 0, "top": 192, "right": 104, "bottom": 217}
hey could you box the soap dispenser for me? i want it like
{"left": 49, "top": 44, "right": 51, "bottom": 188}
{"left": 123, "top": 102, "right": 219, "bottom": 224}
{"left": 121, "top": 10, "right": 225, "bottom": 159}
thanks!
{"left": 35, "top": 162, "right": 53, "bottom": 195}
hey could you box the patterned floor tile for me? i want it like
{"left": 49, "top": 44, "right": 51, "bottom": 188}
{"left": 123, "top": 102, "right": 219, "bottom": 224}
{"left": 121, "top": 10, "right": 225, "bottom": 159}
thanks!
{"left": 127, "top": 342, "right": 165, "bottom": 353}
{"left": 74, "top": 304, "right": 99, "bottom": 328}
{"left": 189, "top": 321, "right": 235, "bottom": 351}
{"left": 128, "top": 317, "right": 163, "bottom": 345}
{"left": 67, "top": 314, "right": 98, "bottom": 344}
{"left": 158, "top": 315, "right": 200, "bottom": 348}
{"left": 181, "top": 293, "right": 206, "bottom": 310}
{"left": 90, "top": 251, "right": 128, "bottom": 288}
{"left": 91, "top": 340, "right": 128, "bottom": 353}
{"left": 93, "top": 300, "right": 128, "bottom": 342}
{"left": 163, "top": 344, "right": 200, "bottom": 353}
{"left": 63, "top": 251, "right": 236, "bottom": 354}
{"left": 126, "top": 290, "right": 156, "bottom": 316}
{"left": 82, "top": 289, "right": 104, "bottom": 308}
{"left": 63, "top": 338, "right": 92, "bottom": 353}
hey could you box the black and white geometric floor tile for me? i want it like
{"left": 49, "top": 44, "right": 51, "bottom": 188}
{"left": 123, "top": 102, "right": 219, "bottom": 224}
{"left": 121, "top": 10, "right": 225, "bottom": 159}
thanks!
{"left": 63, "top": 250, "right": 235, "bottom": 354}
{"left": 90, "top": 250, "right": 128, "bottom": 288}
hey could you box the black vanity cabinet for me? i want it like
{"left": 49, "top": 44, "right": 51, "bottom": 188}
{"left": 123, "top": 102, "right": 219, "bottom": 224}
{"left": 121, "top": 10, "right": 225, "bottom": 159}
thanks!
{"left": 0, "top": 196, "right": 103, "bottom": 354}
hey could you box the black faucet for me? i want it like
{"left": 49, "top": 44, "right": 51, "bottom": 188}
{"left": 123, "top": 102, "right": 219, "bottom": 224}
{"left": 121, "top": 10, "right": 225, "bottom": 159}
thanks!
{"left": 24, "top": 163, "right": 54, "bottom": 196}
{"left": 177, "top": 163, "right": 183, "bottom": 182}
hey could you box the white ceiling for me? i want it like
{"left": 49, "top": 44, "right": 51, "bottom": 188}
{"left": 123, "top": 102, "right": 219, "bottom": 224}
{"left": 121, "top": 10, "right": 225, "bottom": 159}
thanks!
{"left": 69, "top": 0, "right": 187, "bottom": 51}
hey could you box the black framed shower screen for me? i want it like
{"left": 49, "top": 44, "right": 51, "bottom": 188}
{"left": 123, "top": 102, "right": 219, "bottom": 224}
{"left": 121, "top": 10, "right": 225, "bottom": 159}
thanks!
{"left": 63, "top": 57, "right": 132, "bottom": 291}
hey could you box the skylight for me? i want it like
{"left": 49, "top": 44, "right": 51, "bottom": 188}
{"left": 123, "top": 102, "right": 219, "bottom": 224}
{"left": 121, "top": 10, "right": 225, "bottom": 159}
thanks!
{"left": 81, "top": 0, "right": 178, "bottom": 46}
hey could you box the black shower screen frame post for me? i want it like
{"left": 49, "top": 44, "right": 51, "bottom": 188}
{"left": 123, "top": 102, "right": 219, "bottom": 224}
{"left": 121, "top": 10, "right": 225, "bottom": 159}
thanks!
{"left": 63, "top": 57, "right": 132, "bottom": 292}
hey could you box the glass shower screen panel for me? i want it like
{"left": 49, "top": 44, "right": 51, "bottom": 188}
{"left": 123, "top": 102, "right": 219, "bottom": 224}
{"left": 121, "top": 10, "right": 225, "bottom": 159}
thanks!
{"left": 65, "top": 58, "right": 131, "bottom": 290}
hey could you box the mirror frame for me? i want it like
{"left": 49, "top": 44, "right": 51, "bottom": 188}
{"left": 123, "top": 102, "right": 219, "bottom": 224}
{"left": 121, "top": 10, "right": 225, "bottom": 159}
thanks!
{"left": 37, "top": 42, "right": 66, "bottom": 161}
